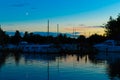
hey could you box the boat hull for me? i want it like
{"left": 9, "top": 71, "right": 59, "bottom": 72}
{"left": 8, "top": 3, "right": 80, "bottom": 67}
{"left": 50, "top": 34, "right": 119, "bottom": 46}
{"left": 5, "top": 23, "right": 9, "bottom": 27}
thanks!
{"left": 95, "top": 46, "right": 120, "bottom": 52}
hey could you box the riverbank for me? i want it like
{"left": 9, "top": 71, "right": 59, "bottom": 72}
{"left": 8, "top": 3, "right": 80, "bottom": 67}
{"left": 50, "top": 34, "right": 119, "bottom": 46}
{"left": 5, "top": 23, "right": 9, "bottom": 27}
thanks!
{"left": 0, "top": 44, "right": 96, "bottom": 55}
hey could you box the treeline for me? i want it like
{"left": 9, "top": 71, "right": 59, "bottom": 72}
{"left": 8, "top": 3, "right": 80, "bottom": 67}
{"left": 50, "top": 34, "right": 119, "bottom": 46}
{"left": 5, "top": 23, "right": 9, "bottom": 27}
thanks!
{"left": 0, "top": 27, "right": 106, "bottom": 46}
{"left": 1, "top": 13, "right": 120, "bottom": 46}
{"left": 105, "top": 14, "right": 120, "bottom": 40}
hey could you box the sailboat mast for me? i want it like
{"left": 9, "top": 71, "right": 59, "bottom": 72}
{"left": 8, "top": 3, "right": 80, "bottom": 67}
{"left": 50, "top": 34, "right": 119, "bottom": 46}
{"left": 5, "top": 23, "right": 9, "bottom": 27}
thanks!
{"left": 73, "top": 27, "right": 76, "bottom": 38}
{"left": 73, "top": 27, "right": 75, "bottom": 38}
{"left": 57, "top": 24, "right": 59, "bottom": 36}
{"left": 74, "top": 27, "right": 76, "bottom": 38}
{"left": 47, "top": 20, "right": 49, "bottom": 37}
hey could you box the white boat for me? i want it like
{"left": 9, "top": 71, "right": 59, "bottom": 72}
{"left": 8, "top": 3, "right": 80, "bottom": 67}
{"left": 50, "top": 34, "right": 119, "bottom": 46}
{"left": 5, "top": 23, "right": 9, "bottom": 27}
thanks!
{"left": 18, "top": 42, "right": 60, "bottom": 53}
{"left": 94, "top": 40, "right": 120, "bottom": 52}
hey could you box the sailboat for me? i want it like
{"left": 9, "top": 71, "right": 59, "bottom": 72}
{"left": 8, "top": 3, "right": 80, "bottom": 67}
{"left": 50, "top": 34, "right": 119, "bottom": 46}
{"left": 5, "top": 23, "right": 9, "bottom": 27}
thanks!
{"left": 94, "top": 40, "right": 120, "bottom": 52}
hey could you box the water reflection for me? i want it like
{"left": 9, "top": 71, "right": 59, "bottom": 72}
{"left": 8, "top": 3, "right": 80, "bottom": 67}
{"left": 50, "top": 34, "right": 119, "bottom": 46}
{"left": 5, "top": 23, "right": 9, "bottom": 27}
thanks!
{"left": 0, "top": 52, "right": 120, "bottom": 80}
{"left": 107, "top": 59, "right": 120, "bottom": 80}
{"left": 0, "top": 52, "right": 9, "bottom": 70}
{"left": 13, "top": 52, "right": 21, "bottom": 65}
{"left": 93, "top": 52, "right": 120, "bottom": 80}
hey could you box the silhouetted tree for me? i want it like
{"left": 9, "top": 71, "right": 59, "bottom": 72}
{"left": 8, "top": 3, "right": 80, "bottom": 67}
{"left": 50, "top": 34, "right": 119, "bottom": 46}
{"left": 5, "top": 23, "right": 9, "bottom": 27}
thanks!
{"left": 105, "top": 14, "right": 120, "bottom": 40}
{"left": 28, "top": 32, "right": 34, "bottom": 43}
{"left": 23, "top": 31, "right": 29, "bottom": 42}
{"left": 11, "top": 30, "right": 21, "bottom": 44}
{"left": 57, "top": 34, "right": 71, "bottom": 43}
{"left": 87, "top": 34, "right": 106, "bottom": 45}
{"left": 77, "top": 35, "right": 86, "bottom": 47}
{"left": 77, "top": 35, "right": 86, "bottom": 42}
{"left": 0, "top": 27, "right": 9, "bottom": 45}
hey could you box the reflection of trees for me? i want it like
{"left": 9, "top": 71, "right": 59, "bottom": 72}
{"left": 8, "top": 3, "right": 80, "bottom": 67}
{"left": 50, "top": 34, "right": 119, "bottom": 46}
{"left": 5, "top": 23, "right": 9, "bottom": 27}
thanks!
{"left": 23, "top": 52, "right": 89, "bottom": 63}
{"left": 88, "top": 52, "right": 120, "bottom": 80}
{"left": 107, "top": 59, "right": 120, "bottom": 80}
{"left": 86, "top": 53, "right": 99, "bottom": 64}
{"left": 24, "top": 53, "right": 60, "bottom": 64}
{"left": 13, "top": 52, "right": 21, "bottom": 66}
{"left": 0, "top": 52, "right": 9, "bottom": 70}
{"left": 0, "top": 52, "right": 21, "bottom": 69}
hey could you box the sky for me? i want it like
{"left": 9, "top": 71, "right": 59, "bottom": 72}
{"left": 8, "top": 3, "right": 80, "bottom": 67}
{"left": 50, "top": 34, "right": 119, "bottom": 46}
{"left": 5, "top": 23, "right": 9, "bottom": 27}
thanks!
{"left": 0, "top": 0, "right": 120, "bottom": 36}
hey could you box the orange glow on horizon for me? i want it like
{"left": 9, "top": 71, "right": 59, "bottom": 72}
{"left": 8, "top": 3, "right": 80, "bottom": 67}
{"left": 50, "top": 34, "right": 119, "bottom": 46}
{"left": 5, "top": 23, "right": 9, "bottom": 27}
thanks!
{"left": 63, "top": 26, "right": 105, "bottom": 37}
{"left": 3, "top": 23, "right": 105, "bottom": 37}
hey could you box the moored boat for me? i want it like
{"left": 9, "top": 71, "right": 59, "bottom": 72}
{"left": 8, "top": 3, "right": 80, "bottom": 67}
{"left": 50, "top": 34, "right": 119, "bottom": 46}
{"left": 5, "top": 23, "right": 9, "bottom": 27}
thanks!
{"left": 18, "top": 42, "right": 60, "bottom": 53}
{"left": 94, "top": 40, "right": 120, "bottom": 52}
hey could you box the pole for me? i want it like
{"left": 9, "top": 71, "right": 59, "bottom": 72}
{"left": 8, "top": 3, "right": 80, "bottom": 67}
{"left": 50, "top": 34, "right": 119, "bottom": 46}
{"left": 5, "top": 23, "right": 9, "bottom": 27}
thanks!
{"left": 47, "top": 20, "right": 49, "bottom": 37}
{"left": 57, "top": 24, "right": 59, "bottom": 36}
{"left": 73, "top": 27, "right": 74, "bottom": 38}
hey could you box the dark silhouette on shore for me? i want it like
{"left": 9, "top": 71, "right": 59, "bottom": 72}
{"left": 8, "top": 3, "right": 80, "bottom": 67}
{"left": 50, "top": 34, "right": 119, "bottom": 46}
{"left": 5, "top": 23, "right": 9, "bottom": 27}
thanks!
{"left": 0, "top": 27, "right": 9, "bottom": 46}
{"left": 0, "top": 27, "right": 106, "bottom": 46}
{"left": 1, "top": 13, "right": 120, "bottom": 53}
{"left": 105, "top": 14, "right": 120, "bottom": 40}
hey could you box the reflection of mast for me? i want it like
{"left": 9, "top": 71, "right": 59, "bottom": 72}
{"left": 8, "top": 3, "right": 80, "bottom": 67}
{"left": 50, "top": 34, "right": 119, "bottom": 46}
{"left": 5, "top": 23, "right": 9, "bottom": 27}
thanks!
{"left": 57, "top": 57, "right": 60, "bottom": 73}
{"left": 73, "top": 55, "right": 75, "bottom": 69}
{"left": 47, "top": 58, "right": 49, "bottom": 80}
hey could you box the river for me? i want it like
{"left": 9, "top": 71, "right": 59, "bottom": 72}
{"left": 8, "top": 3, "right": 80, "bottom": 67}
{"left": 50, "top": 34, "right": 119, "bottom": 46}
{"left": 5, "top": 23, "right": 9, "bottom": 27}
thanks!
{"left": 0, "top": 52, "right": 119, "bottom": 80}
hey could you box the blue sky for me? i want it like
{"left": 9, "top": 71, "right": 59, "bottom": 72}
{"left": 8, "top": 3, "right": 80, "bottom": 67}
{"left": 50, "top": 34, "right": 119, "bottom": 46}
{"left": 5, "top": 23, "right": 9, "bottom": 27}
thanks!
{"left": 0, "top": 0, "right": 120, "bottom": 36}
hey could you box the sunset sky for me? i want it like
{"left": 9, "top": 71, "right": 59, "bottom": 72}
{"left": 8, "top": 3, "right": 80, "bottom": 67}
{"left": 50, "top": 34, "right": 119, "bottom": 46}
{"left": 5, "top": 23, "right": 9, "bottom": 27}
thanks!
{"left": 0, "top": 0, "right": 120, "bottom": 36}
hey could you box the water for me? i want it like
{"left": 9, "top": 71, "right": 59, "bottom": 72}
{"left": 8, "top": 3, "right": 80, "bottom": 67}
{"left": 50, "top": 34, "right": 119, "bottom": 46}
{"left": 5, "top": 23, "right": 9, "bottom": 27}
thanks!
{"left": 0, "top": 52, "right": 119, "bottom": 80}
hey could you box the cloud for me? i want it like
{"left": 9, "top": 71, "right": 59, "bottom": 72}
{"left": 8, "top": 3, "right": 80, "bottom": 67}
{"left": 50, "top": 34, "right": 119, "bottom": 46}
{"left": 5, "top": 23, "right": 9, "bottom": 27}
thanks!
{"left": 78, "top": 24, "right": 103, "bottom": 28}
{"left": 65, "top": 24, "right": 103, "bottom": 28}
{"left": 64, "top": 25, "right": 104, "bottom": 32}
{"left": 87, "top": 26, "right": 103, "bottom": 28}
